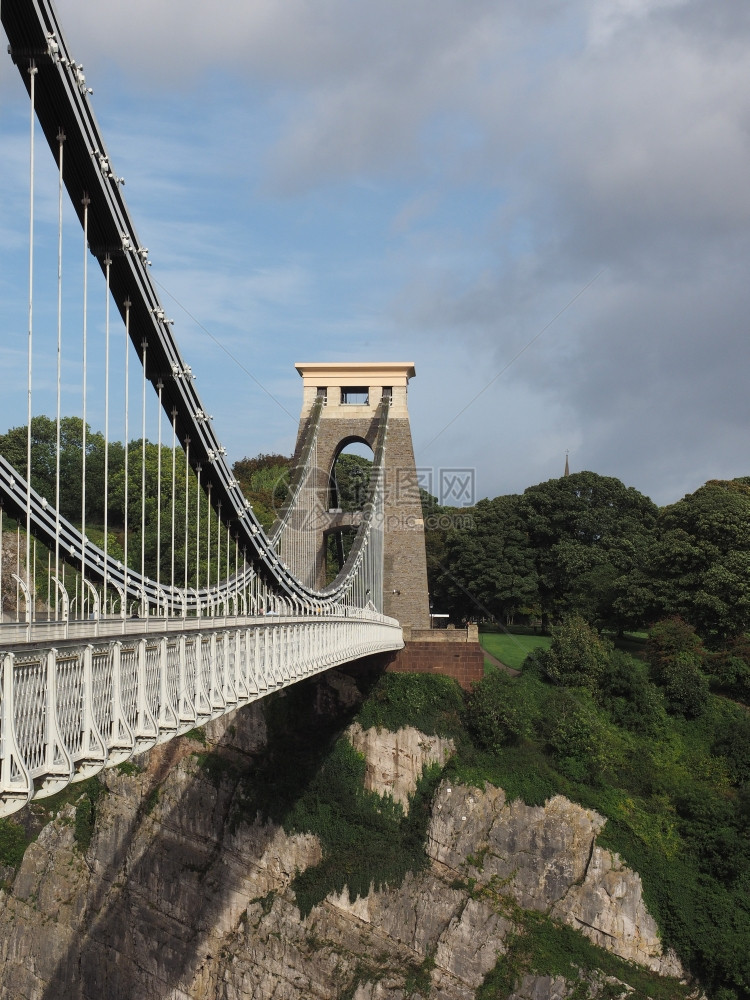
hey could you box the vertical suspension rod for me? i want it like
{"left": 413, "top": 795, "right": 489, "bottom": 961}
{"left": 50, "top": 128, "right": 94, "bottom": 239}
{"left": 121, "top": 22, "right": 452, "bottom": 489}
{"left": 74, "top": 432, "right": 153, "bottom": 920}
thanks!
{"left": 81, "top": 193, "right": 90, "bottom": 616}
{"left": 184, "top": 437, "right": 190, "bottom": 603}
{"left": 25, "top": 61, "right": 38, "bottom": 612}
{"left": 195, "top": 463, "right": 202, "bottom": 604}
{"left": 123, "top": 300, "right": 131, "bottom": 607}
{"left": 140, "top": 339, "right": 148, "bottom": 590}
{"left": 156, "top": 379, "right": 163, "bottom": 606}
{"left": 206, "top": 481, "right": 212, "bottom": 608}
{"left": 103, "top": 256, "right": 112, "bottom": 615}
{"left": 216, "top": 500, "right": 222, "bottom": 609}
{"left": 171, "top": 408, "right": 177, "bottom": 614}
{"left": 54, "top": 128, "right": 65, "bottom": 618}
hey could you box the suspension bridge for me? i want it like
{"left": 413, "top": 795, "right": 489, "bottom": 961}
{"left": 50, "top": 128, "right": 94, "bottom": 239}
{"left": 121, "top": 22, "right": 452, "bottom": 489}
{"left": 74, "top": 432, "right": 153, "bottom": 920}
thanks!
{"left": 0, "top": 0, "right": 431, "bottom": 817}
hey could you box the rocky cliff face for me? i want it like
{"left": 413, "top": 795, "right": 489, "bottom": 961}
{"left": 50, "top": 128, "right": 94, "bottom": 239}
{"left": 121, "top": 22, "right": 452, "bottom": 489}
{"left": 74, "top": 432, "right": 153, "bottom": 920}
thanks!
{"left": 0, "top": 673, "right": 686, "bottom": 1000}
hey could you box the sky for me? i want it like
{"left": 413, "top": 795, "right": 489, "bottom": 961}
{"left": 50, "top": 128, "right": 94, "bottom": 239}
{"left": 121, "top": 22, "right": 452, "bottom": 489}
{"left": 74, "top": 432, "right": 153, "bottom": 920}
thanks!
{"left": 1, "top": 0, "right": 749, "bottom": 508}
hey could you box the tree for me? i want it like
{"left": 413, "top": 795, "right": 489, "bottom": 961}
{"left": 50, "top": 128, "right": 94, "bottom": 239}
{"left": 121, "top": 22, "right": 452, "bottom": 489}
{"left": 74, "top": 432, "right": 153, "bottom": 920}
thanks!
{"left": 537, "top": 614, "right": 611, "bottom": 691}
{"left": 518, "top": 471, "right": 658, "bottom": 630}
{"left": 0, "top": 415, "right": 115, "bottom": 524}
{"left": 434, "top": 495, "right": 538, "bottom": 625}
{"left": 467, "top": 668, "right": 535, "bottom": 751}
{"left": 646, "top": 617, "right": 709, "bottom": 718}
{"left": 543, "top": 688, "right": 616, "bottom": 782}
{"left": 330, "top": 452, "right": 372, "bottom": 512}
{"left": 644, "top": 480, "right": 750, "bottom": 643}
{"left": 0, "top": 416, "right": 241, "bottom": 593}
{"left": 706, "top": 635, "right": 750, "bottom": 705}
{"left": 597, "top": 650, "right": 666, "bottom": 735}
{"left": 232, "top": 453, "right": 292, "bottom": 531}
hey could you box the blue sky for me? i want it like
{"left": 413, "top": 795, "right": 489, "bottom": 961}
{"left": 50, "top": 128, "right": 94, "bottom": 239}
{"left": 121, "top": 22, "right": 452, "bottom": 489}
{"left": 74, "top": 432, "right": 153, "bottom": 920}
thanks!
{"left": 2, "top": 0, "right": 750, "bottom": 507}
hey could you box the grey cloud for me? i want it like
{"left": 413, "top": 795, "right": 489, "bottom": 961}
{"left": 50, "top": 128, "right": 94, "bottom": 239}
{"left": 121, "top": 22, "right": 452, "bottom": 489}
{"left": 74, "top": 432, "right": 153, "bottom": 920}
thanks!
{"left": 4, "top": 0, "right": 748, "bottom": 506}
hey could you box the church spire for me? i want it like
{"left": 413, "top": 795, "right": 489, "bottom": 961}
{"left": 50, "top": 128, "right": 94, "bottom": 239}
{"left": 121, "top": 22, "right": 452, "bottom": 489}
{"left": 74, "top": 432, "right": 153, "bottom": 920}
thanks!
{"left": 564, "top": 450, "right": 570, "bottom": 477}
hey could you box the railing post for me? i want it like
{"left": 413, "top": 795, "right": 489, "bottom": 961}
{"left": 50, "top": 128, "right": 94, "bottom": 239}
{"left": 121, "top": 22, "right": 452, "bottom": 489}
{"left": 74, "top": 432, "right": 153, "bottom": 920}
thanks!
{"left": 262, "top": 627, "right": 270, "bottom": 689}
{"left": 134, "top": 638, "right": 158, "bottom": 749}
{"left": 106, "top": 640, "right": 135, "bottom": 763}
{"left": 234, "top": 627, "right": 247, "bottom": 701}
{"left": 78, "top": 643, "right": 106, "bottom": 776}
{"left": 209, "top": 632, "right": 220, "bottom": 713}
{"left": 35, "top": 648, "right": 73, "bottom": 797}
{"left": 0, "top": 652, "right": 32, "bottom": 816}
{"left": 195, "top": 636, "right": 210, "bottom": 719}
{"left": 177, "top": 633, "right": 187, "bottom": 721}
{"left": 245, "top": 628, "right": 258, "bottom": 698}
{"left": 157, "top": 635, "right": 178, "bottom": 739}
{"left": 223, "top": 631, "right": 237, "bottom": 705}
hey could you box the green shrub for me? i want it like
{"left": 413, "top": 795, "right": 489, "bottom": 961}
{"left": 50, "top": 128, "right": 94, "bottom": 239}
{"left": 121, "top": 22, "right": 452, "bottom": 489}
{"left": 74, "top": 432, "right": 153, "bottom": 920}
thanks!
{"left": 356, "top": 671, "right": 464, "bottom": 737}
{"left": 115, "top": 760, "right": 141, "bottom": 776}
{"left": 646, "top": 619, "right": 710, "bottom": 718}
{"left": 706, "top": 636, "right": 750, "bottom": 704}
{"left": 183, "top": 727, "right": 208, "bottom": 746}
{"left": 658, "top": 652, "right": 710, "bottom": 718}
{"left": 449, "top": 743, "right": 563, "bottom": 808}
{"left": 712, "top": 711, "right": 750, "bottom": 784}
{"left": 597, "top": 650, "right": 667, "bottom": 735}
{"left": 544, "top": 690, "right": 618, "bottom": 782}
{"left": 646, "top": 617, "right": 705, "bottom": 665}
{"left": 538, "top": 615, "right": 611, "bottom": 691}
{"left": 73, "top": 777, "right": 106, "bottom": 853}
{"left": 0, "top": 818, "right": 31, "bottom": 871}
{"left": 467, "top": 668, "right": 535, "bottom": 751}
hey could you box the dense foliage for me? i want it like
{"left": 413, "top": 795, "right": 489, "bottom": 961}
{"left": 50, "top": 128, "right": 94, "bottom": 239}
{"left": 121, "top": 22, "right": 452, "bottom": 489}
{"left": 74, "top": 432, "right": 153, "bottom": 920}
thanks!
{"left": 457, "top": 618, "right": 750, "bottom": 1000}
{"left": 336, "top": 615, "right": 742, "bottom": 999}
{"left": 477, "top": 910, "right": 691, "bottom": 1000}
{"left": 438, "top": 495, "right": 538, "bottom": 625}
{"left": 232, "top": 452, "right": 291, "bottom": 530}
{"left": 428, "top": 470, "right": 750, "bottom": 645}
{"left": 0, "top": 415, "right": 249, "bottom": 602}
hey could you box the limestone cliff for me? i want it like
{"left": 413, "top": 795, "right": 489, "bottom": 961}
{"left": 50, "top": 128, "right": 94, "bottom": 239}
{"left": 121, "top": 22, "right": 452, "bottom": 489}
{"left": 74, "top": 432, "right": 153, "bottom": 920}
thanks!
{"left": 0, "top": 674, "right": 687, "bottom": 1000}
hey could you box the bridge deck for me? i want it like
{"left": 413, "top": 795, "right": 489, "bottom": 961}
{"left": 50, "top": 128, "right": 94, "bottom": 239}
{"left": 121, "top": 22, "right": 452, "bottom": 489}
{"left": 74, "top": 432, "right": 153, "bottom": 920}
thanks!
{"left": 1, "top": 614, "right": 403, "bottom": 818}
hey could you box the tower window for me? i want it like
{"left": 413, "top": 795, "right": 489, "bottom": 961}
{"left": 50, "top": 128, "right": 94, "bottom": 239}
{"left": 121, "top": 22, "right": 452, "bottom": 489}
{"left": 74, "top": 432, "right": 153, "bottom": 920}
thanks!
{"left": 341, "top": 386, "right": 369, "bottom": 405}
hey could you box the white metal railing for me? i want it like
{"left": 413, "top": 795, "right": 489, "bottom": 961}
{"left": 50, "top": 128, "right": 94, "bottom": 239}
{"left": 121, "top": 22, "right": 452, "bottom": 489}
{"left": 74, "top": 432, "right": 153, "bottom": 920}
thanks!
{"left": 0, "top": 613, "right": 403, "bottom": 817}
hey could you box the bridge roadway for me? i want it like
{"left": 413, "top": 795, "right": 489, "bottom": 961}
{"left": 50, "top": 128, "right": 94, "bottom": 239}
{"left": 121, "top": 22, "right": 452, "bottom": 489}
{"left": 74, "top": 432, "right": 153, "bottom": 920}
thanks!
{"left": 0, "top": 612, "right": 403, "bottom": 818}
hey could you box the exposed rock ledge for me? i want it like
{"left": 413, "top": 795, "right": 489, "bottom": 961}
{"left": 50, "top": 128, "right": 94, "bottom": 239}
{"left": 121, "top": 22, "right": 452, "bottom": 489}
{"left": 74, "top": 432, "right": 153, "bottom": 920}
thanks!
{"left": 424, "top": 781, "right": 684, "bottom": 979}
{"left": 347, "top": 721, "right": 455, "bottom": 810}
{"left": 328, "top": 727, "right": 683, "bottom": 990}
{"left": 0, "top": 705, "right": 685, "bottom": 1000}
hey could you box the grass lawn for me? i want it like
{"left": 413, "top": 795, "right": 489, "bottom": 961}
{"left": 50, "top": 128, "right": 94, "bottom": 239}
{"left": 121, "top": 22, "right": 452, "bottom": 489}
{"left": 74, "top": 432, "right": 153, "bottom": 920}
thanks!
{"left": 479, "top": 631, "right": 552, "bottom": 671}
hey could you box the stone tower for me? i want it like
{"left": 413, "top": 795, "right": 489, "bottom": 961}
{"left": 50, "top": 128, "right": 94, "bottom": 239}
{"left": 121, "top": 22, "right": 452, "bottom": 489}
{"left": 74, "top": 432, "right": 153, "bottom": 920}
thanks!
{"left": 294, "top": 362, "right": 430, "bottom": 628}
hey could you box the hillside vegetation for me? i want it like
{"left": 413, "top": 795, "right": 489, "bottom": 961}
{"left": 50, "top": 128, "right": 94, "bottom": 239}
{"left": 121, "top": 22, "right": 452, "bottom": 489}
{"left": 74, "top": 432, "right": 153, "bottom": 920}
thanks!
{"left": 361, "top": 623, "right": 749, "bottom": 999}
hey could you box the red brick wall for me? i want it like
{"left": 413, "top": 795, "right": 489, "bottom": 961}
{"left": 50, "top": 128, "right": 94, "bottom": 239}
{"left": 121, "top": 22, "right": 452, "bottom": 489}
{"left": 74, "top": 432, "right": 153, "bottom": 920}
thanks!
{"left": 384, "top": 640, "right": 484, "bottom": 690}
